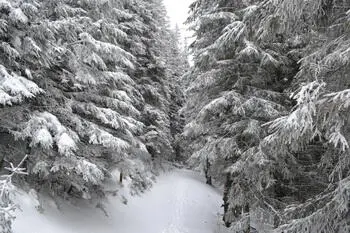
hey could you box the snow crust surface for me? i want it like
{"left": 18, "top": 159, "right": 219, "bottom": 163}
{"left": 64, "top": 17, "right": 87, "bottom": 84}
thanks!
{"left": 13, "top": 169, "right": 223, "bottom": 233}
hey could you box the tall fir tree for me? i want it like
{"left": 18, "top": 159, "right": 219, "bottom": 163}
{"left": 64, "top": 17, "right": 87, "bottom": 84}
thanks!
{"left": 183, "top": 0, "right": 294, "bottom": 213}
{"left": 184, "top": 0, "right": 350, "bottom": 232}
{"left": 0, "top": 0, "right": 187, "bottom": 217}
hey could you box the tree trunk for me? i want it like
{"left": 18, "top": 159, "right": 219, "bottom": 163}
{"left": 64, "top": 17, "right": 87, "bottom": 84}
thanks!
{"left": 223, "top": 172, "right": 233, "bottom": 227}
{"left": 204, "top": 157, "right": 212, "bottom": 185}
{"left": 119, "top": 172, "right": 123, "bottom": 183}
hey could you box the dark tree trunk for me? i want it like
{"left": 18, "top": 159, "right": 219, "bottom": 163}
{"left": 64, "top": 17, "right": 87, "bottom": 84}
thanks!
{"left": 204, "top": 157, "right": 212, "bottom": 185}
{"left": 223, "top": 172, "right": 233, "bottom": 227}
{"left": 206, "top": 176, "right": 212, "bottom": 185}
{"left": 119, "top": 172, "right": 123, "bottom": 183}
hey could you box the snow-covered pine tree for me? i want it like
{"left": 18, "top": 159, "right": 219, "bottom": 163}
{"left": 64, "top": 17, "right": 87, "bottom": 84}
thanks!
{"left": 183, "top": 0, "right": 300, "bottom": 231}
{"left": 255, "top": 0, "right": 350, "bottom": 232}
{"left": 0, "top": 0, "right": 186, "bottom": 204}
{"left": 165, "top": 25, "right": 189, "bottom": 161}
{"left": 185, "top": 0, "right": 350, "bottom": 232}
{"left": 0, "top": 0, "right": 151, "bottom": 199}
{"left": 123, "top": 0, "right": 188, "bottom": 166}
{"left": 0, "top": 0, "right": 45, "bottom": 196}
{"left": 166, "top": 25, "right": 190, "bottom": 78}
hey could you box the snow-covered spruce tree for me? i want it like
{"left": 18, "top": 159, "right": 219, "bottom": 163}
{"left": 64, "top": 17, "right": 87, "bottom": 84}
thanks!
{"left": 0, "top": 0, "right": 185, "bottom": 202}
{"left": 256, "top": 0, "right": 350, "bottom": 232}
{"left": 184, "top": 0, "right": 350, "bottom": 232}
{"left": 0, "top": 0, "right": 43, "bottom": 131}
{"left": 183, "top": 0, "right": 294, "bottom": 205}
{"left": 123, "top": 0, "right": 188, "bottom": 166}
{"left": 0, "top": 0, "right": 44, "bottom": 182}
{"left": 166, "top": 25, "right": 190, "bottom": 78}
{"left": 166, "top": 26, "right": 189, "bottom": 161}
{"left": 0, "top": 0, "right": 150, "bottom": 199}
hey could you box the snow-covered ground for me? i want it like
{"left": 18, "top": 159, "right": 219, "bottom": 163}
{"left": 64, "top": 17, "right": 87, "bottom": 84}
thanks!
{"left": 13, "top": 169, "right": 224, "bottom": 233}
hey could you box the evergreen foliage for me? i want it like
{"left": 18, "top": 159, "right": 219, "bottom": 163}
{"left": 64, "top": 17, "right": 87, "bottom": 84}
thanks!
{"left": 0, "top": 0, "right": 187, "bottom": 216}
{"left": 5, "top": 0, "right": 350, "bottom": 231}
{"left": 0, "top": 155, "right": 27, "bottom": 233}
{"left": 184, "top": 0, "right": 350, "bottom": 232}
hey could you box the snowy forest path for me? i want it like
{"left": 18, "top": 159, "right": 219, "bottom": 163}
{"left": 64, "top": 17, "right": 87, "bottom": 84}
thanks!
{"left": 13, "top": 169, "right": 223, "bottom": 233}
{"left": 110, "top": 169, "right": 223, "bottom": 233}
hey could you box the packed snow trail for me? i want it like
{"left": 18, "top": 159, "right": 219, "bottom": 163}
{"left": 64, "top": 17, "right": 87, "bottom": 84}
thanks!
{"left": 13, "top": 169, "right": 223, "bottom": 233}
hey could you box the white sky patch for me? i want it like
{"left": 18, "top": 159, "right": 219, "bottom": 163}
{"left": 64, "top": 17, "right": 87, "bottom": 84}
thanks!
{"left": 164, "top": 0, "right": 194, "bottom": 41}
{"left": 164, "top": 0, "right": 195, "bottom": 65}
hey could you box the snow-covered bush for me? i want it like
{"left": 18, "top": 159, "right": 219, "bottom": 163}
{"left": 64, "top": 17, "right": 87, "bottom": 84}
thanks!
{"left": 0, "top": 155, "right": 28, "bottom": 233}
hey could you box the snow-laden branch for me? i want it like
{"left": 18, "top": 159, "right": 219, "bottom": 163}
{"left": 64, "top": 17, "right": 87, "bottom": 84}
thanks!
{"left": 1, "top": 154, "right": 28, "bottom": 233}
